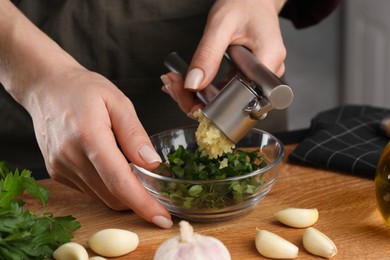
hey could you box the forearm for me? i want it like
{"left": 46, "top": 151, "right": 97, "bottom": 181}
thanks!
{"left": 0, "top": 0, "right": 81, "bottom": 106}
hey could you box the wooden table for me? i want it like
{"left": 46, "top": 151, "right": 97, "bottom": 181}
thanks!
{"left": 26, "top": 145, "right": 390, "bottom": 259}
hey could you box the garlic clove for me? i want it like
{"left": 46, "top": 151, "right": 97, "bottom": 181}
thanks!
{"left": 87, "top": 228, "right": 139, "bottom": 257}
{"left": 275, "top": 208, "right": 319, "bottom": 228}
{"left": 303, "top": 227, "right": 337, "bottom": 258}
{"left": 53, "top": 242, "right": 89, "bottom": 260}
{"left": 255, "top": 229, "right": 298, "bottom": 259}
{"left": 154, "top": 220, "right": 231, "bottom": 260}
{"left": 89, "top": 257, "right": 107, "bottom": 260}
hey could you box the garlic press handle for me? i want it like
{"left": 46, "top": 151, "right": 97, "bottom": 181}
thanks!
{"left": 164, "top": 52, "right": 189, "bottom": 76}
{"left": 227, "top": 45, "right": 294, "bottom": 110}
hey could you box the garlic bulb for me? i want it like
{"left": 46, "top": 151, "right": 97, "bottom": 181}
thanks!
{"left": 154, "top": 220, "right": 231, "bottom": 260}
{"left": 275, "top": 208, "right": 319, "bottom": 228}
{"left": 303, "top": 227, "right": 337, "bottom": 258}
{"left": 255, "top": 229, "right": 298, "bottom": 259}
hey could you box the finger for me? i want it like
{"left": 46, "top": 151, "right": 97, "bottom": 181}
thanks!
{"left": 57, "top": 152, "right": 129, "bottom": 210}
{"left": 48, "top": 168, "right": 83, "bottom": 193}
{"left": 88, "top": 96, "right": 173, "bottom": 228}
{"left": 49, "top": 167, "right": 110, "bottom": 207}
{"left": 88, "top": 131, "right": 172, "bottom": 228}
{"left": 184, "top": 23, "right": 232, "bottom": 91}
{"left": 250, "top": 44, "right": 286, "bottom": 78}
{"left": 105, "top": 94, "right": 161, "bottom": 169}
{"left": 274, "top": 62, "right": 286, "bottom": 78}
{"left": 48, "top": 149, "right": 128, "bottom": 210}
{"left": 161, "top": 73, "right": 203, "bottom": 114}
{"left": 247, "top": 19, "right": 287, "bottom": 77}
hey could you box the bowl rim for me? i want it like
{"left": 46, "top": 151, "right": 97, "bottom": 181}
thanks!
{"left": 132, "top": 126, "right": 284, "bottom": 184}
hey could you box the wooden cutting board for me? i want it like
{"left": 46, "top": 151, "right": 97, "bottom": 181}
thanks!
{"left": 24, "top": 145, "right": 390, "bottom": 259}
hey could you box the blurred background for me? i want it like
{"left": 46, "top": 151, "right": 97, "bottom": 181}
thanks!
{"left": 283, "top": 0, "right": 390, "bottom": 130}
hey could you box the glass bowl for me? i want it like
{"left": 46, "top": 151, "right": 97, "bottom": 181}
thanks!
{"left": 132, "top": 126, "right": 284, "bottom": 222}
{"left": 375, "top": 141, "right": 390, "bottom": 227}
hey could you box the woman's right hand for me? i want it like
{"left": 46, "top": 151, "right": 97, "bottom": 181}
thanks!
{"left": 161, "top": 0, "right": 287, "bottom": 116}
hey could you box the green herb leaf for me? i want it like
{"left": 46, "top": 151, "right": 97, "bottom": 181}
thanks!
{"left": 188, "top": 185, "right": 203, "bottom": 197}
{"left": 0, "top": 161, "right": 80, "bottom": 260}
{"left": 158, "top": 146, "right": 267, "bottom": 209}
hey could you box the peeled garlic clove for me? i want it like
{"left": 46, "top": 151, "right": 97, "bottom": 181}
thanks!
{"left": 53, "top": 242, "right": 89, "bottom": 260}
{"left": 89, "top": 257, "right": 107, "bottom": 260}
{"left": 255, "top": 229, "right": 298, "bottom": 259}
{"left": 154, "top": 220, "right": 231, "bottom": 260}
{"left": 87, "top": 228, "right": 139, "bottom": 257}
{"left": 303, "top": 227, "right": 337, "bottom": 258}
{"left": 275, "top": 208, "right": 319, "bottom": 228}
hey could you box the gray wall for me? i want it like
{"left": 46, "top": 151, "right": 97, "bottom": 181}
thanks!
{"left": 280, "top": 6, "right": 342, "bottom": 130}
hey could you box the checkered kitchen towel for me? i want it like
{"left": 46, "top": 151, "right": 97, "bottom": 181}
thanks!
{"left": 289, "top": 105, "right": 390, "bottom": 179}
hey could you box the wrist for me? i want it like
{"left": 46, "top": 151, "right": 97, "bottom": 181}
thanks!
{"left": 0, "top": 1, "right": 82, "bottom": 106}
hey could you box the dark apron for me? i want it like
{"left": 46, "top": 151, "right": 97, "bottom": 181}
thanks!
{"left": 3, "top": 0, "right": 287, "bottom": 139}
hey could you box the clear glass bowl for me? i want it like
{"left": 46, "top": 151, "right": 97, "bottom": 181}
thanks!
{"left": 375, "top": 141, "right": 390, "bottom": 227}
{"left": 132, "top": 126, "right": 284, "bottom": 222}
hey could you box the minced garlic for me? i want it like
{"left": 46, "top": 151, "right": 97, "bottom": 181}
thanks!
{"left": 193, "top": 109, "right": 235, "bottom": 159}
{"left": 219, "top": 158, "right": 228, "bottom": 169}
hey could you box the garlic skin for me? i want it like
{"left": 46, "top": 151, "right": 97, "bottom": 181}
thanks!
{"left": 87, "top": 228, "right": 139, "bottom": 257}
{"left": 303, "top": 227, "right": 337, "bottom": 258}
{"left": 53, "top": 242, "right": 89, "bottom": 260}
{"left": 255, "top": 229, "right": 298, "bottom": 259}
{"left": 275, "top": 208, "right": 319, "bottom": 228}
{"left": 154, "top": 220, "right": 231, "bottom": 260}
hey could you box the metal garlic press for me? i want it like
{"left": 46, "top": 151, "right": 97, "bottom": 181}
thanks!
{"left": 164, "top": 45, "right": 294, "bottom": 144}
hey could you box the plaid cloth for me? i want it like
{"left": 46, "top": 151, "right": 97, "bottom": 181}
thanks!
{"left": 289, "top": 105, "right": 390, "bottom": 179}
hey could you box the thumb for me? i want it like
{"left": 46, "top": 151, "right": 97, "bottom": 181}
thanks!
{"left": 184, "top": 29, "right": 231, "bottom": 91}
{"left": 110, "top": 96, "right": 162, "bottom": 170}
{"left": 92, "top": 92, "right": 172, "bottom": 228}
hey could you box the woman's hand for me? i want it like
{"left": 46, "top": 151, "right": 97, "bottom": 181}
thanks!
{"left": 0, "top": 1, "right": 173, "bottom": 229}
{"left": 162, "top": 0, "right": 287, "bottom": 114}
{"left": 29, "top": 68, "right": 172, "bottom": 229}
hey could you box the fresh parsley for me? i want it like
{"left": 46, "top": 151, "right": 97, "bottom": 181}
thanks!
{"left": 158, "top": 145, "right": 267, "bottom": 209}
{"left": 0, "top": 161, "right": 80, "bottom": 259}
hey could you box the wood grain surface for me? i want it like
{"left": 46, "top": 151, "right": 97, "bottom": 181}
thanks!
{"left": 24, "top": 145, "right": 390, "bottom": 259}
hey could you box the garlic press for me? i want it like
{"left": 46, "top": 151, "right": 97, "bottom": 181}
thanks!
{"left": 164, "top": 45, "right": 294, "bottom": 143}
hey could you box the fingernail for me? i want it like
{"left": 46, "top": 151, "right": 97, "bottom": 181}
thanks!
{"left": 161, "top": 85, "right": 177, "bottom": 102}
{"left": 161, "top": 85, "right": 169, "bottom": 94}
{"left": 139, "top": 145, "right": 162, "bottom": 164}
{"left": 161, "top": 75, "right": 178, "bottom": 102}
{"left": 187, "top": 112, "right": 196, "bottom": 120}
{"left": 185, "top": 68, "right": 203, "bottom": 90}
{"left": 160, "top": 74, "right": 171, "bottom": 86}
{"left": 152, "top": 215, "right": 173, "bottom": 229}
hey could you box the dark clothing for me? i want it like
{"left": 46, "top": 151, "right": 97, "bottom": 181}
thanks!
{"left": 281, "top": 0, "right": 342, "bottom": 29}
{"left": 11, "top": 0, "right": 213, "bottom": 80}
{"left": 11, "top": 0, "right": 342, "bottom": 80}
